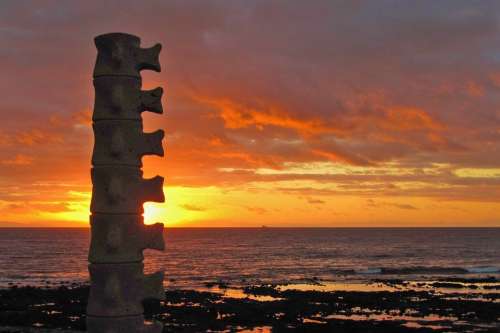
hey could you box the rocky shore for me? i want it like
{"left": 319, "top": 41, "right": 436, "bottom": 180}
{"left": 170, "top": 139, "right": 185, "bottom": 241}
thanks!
{"left": 0, "top": 278, "right": 499, "bottom": 332}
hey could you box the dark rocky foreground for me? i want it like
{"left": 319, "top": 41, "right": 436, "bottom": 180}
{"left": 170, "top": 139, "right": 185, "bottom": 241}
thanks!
{"left": 0, "top": 279, "right": 499, "bottom": 333}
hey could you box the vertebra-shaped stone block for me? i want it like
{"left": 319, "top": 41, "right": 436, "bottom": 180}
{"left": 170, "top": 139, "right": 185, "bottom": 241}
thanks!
{"left": 87, "top": 315, "right": 163, "bottom": 333}
{"left": 89, "top": 214, "right": 164, "bottom": 263}
{"left": 87, "top": 263, "right": 164, "bottom": 317}
{"left": 91, "top": 167, "right": 164, "bottom": 214}
{"left": 94, "top": 33, "right": 161, "bottom": 77}
{"left": 93, "top": 76, "right": 163, "bottom": 121}
{"left": 92, "top": 120, "right": 164, "bottom": 166}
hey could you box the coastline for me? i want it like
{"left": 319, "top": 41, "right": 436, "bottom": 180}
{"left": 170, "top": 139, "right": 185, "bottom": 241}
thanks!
{"left": 1, "top": 277, "right": 498, "bottom": 333}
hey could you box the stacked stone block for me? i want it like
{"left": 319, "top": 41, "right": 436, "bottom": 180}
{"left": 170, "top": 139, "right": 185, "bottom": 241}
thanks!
{"left": 87, "top": 33, "right": 165, "bottom": 333}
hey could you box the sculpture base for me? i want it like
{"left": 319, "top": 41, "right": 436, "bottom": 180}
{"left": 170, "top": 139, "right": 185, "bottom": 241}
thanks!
{"left": 87, "top": 315, "right": 163, "bottom": 333}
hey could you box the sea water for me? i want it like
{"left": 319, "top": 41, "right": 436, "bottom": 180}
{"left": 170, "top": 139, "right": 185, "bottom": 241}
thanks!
{"left": 0, "top": 228, "right": 498, "bottom": 288}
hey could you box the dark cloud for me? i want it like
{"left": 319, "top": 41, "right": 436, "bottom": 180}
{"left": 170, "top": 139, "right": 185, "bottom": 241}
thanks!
{"left": 179, "top": 204, "right": 206, "bottom": 212}
{"left": 245, "top": 206, "right": 268, "bottom": 215}
{"left": 366, "top": 199, "right": 418, "bottom": 210}
{"left": 307, "top": 198, "right": 326, "bottom": 205}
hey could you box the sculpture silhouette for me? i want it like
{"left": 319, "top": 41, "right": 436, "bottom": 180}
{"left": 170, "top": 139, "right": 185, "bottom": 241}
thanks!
{"left": 87, "top": 33, "right": 165, "bottom": 333}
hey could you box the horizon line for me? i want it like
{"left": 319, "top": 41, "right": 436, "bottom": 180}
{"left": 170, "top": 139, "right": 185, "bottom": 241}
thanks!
{"left": 1, "top": 226, "right": 499, "bottom": 229}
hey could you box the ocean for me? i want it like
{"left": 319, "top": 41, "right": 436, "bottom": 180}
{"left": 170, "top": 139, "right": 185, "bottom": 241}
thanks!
{"left": 1, "top": 228, "right": 499, "bottom": 289}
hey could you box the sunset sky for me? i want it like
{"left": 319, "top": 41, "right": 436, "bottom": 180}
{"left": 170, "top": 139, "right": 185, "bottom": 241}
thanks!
{"left": 1, "top": 1, "right": 499, "bottom": 227}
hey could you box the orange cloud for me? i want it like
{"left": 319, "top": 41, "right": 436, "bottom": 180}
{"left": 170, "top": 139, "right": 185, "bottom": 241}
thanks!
{"left": 199, "top": 97, "right": 334, "bottom": 136}
{"left": 1, "top": 154, "right": 33, "bottom": 166}
{"left": 15, "top": 129, "right": 62, "bottom": 146}
{"left": 466, "top": 81, "right": 484, "bottom": 97}
{"left": 381, "top": 106, "right": 445, "bottom": 132}
{"left": 311, "top": 149, "right": 371, "bottom": 166}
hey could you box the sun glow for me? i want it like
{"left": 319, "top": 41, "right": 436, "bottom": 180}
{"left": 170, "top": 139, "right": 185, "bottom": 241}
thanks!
{"left": 143, "top": 186, "right": 222, "bottom": 227}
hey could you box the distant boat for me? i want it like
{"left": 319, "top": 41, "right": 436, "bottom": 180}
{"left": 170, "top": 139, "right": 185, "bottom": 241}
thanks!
{"left": 261, "top": 225, "right": 268, "bottom": 229}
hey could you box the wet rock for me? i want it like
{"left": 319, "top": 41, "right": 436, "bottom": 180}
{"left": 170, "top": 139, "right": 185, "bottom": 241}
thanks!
{"left": 1, "top": 285, "right": 499, "bottom": 332}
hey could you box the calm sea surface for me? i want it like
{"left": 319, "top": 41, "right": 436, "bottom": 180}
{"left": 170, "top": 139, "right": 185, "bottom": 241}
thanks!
{"left": 0, "top": 228, "right": 499, "bottom": 288}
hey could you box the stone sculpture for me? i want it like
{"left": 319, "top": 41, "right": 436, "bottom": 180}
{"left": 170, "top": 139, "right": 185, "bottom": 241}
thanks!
{"left": 87, "top": 33, "right": 165, "bottom": 333}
